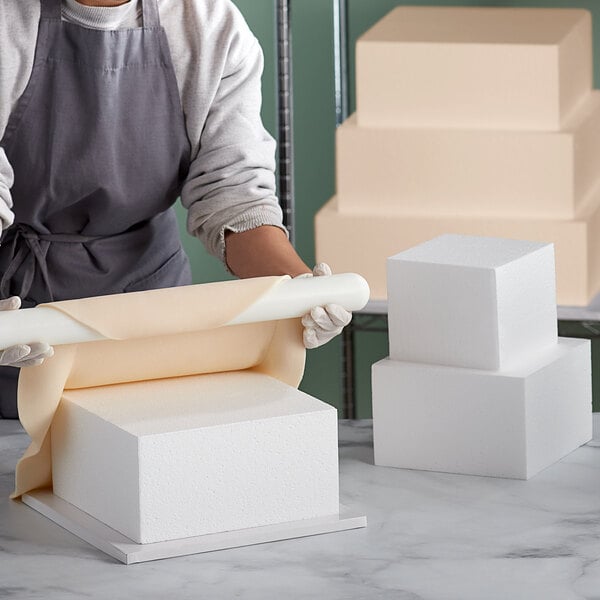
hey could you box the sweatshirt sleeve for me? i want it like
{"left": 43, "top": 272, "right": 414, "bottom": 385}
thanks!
{"left": 0, "top": 148, "right": 15, "bottom": 230}
{"left": 180, "top": 34, "right": 286, "bottom": 264}
{"left": 0, "top": 0, "right": 32, "bottom": 232}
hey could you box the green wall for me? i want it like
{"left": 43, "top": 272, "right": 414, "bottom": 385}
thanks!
{"left": 178, "top": 0, "right": 600, "bottom": 416}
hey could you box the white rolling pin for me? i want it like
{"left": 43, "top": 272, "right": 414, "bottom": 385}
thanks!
{"left": 0, "top": 273, "right": 370, "bottom": 348}
{"left": 228, "top": 273, "right": 370, "bottom": 325}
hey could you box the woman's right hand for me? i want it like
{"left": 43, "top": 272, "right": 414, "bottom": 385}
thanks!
{"left": 0, "top": 297, "right": 54, "bottom": 367}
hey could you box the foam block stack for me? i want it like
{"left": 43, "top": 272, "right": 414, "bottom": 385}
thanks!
{"left": 372, "top": 235, "right": 593, "bottom": 479}
{"left": 315, "top": 6, "right": 600, "bottom": 306}
{"left": 51, "top": 371, "right": 339, "bottom": 544}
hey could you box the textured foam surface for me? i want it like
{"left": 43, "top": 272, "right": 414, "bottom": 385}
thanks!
{"left": 314, "top": 196, "right": 600, "bottom": 306}
{"left": 356, "top": 6, "right": 591, "bottom": 130}
{"left": 387, "top": 235, "right": 557, "bottom": 371}
{"left": 337, "top": 96, "right": 600, "bottom": 219}
{"left": 372, "top": 338, "right": 592, "bottom": 479}
{"left": 51, "top": 371, "right": 339, "bottom": 544}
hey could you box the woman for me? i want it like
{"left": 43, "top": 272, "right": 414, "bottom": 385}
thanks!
{"left": 0, "top": 0, "right": 349, "bottom": 418}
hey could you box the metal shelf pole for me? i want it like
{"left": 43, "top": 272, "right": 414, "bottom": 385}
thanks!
{"left": 276, "top": 0, "right": 356, "bottom": 418}
{"left": 333, "top": 0, "right": 355, "bottom": 418}
{"left": 333, "top": 0, "right": 349, "bottom": 126}
{"left": 276, "top": 0, "right": 295, "bottom": 245}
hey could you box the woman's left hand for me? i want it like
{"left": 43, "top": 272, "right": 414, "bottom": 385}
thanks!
{"left": 299, "top": 263, "right": 352, "bottom": 349}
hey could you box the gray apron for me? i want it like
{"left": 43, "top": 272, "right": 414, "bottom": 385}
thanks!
{"left": 0, "top": 0, "right": 193, "bottom": 418}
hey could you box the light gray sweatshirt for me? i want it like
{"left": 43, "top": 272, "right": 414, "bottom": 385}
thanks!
{"left": 0, "top": 0, "right": 285, "bottom": 262}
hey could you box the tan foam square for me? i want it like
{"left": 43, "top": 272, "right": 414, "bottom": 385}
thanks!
{"left": 356, "top": 6, "right": 591, "bottom": 131}
{"left": 337, "top": 95, "right": 600, "bottom": 219}
{"left": 315, "top": 197, "right": 600, "bottom": 306}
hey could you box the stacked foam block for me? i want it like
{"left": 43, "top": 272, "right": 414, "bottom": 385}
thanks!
{"left": 51, "top": 371, "right": 339, "bottom": 544}
{"left": 315, "top": 6, "right": 600, "bottom": 306}
{"left": 372, "top": 234, "right": 592, "bottom": 479}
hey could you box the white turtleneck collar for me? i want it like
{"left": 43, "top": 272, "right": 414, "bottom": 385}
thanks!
{"left": 63, "top": 0, "right": 142, "bottom": 30}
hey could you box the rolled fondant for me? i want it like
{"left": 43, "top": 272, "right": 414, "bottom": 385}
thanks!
{"left": 0, "top": 274, "right": 370, "bottom": 349}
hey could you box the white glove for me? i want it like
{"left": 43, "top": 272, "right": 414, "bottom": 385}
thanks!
{"left": 300, "top": 263, "right": 352, "bottom": 349}
{"left": 0, "top": 297, "right": 54, "bottom": 368}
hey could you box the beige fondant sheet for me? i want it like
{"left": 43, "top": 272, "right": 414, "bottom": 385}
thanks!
{"left": 12, "top": 276, "right": 305, "bottom": 499}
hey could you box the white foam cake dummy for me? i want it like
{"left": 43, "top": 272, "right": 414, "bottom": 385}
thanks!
{"left": 51, "top": 371, "right": 339, "bottom": 543}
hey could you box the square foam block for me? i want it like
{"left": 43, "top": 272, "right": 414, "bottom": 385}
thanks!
{"left": 51, "top": 371, "right": 339, "bottom": 544}
{"left": 337, "top": 94, "right": 600, "bottom": 219}
{"left": 387, "top": 235, "right": 557, "bottom": 371}
{"left": 356, "top": 6, "right": 591, "bottom": 130}
{"left": 372, "top": 338, "right": 592, "bottom": 479}
{"left": 314, "top": 196, "right": 600, "bottom": 306}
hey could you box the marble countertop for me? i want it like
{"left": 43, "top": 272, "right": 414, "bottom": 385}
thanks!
{"left": 1, "top": 416, "right": 599, "bottom": 600}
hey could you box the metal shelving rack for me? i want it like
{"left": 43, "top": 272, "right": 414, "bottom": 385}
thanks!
{"left": 276, "top": 2, "right": 600, "bottom": 420}
{"left": 276, "top": 1, "right": 357, "bottom": 418}
{"left": 276, "top": 0, "right": 350, "bottom": 242}
{"left": 331, "top": 0, "right": 360, "bottom": 420}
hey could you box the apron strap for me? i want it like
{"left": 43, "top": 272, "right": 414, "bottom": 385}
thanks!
{"left": 141, "top": 0, "right": 161, "bottom": 28}
{"left": 0, "top": 225, "right": 105, "bottom": 303}
{"left": 40, "top": 0, "right": 62, "bottom": 21}
{"left": 1, "top": 225, "right": 54, "bottom": 302}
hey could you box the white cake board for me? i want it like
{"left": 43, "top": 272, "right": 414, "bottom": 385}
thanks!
{"left": 21, "top": 490, "right": 367, "bottom": 565}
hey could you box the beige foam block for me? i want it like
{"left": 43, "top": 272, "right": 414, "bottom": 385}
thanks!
{"left": 356, "top": 6, "right": 592, "bottom": 130}
{"left": 315, "top": 197, "right": 600, "bottom": 306}
{"left": 338, "top": 96, "right": 600, "bottom": 219}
